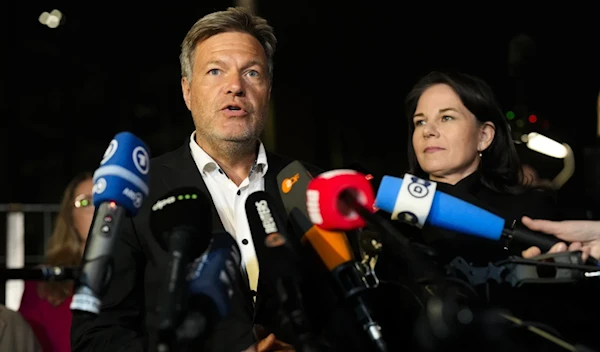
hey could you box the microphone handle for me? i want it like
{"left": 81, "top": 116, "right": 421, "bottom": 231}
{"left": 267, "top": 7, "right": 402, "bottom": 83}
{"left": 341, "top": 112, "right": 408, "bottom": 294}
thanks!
{"left": 332, "top": 261, "right": 387, "bottom": 352}
{"left": 355, "top": 295, "right": 388, "bottom": 352}
{"left": 71, "top": 202, "right": 128, "bottom": 315}
{"left": 157, "top": 229, "right": 195, "bottom": 351}
{"left": 503, "top": 227, "right": 599, "bottom": 266}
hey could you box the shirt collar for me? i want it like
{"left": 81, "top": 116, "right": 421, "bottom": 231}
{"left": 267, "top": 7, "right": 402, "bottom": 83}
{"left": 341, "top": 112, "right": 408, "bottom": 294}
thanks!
{"left": 188, "top": 131, "right": 268, "bottom": 177}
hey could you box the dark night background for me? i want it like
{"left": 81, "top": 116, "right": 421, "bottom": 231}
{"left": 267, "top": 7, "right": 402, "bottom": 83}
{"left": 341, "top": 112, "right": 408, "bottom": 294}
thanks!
{"left": 1, "top": 3, "right": 599, "bottom": 259}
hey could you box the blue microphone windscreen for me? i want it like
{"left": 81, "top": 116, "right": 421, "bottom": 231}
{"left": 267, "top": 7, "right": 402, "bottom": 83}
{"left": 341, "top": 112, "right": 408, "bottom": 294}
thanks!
{"left": 429, "top": 192, "right": 505, "bottom": 241}
{"left": 188, "top": 231, "right": 241, "bottom": 318}
{"left": 92, "top": 132, "right": 150, "bottom": 216}
{"left": 375, "top": 175, "right": 505, "bottom": 241}
{"left": 375, "top": 176, "right": 402, "bottom": 213}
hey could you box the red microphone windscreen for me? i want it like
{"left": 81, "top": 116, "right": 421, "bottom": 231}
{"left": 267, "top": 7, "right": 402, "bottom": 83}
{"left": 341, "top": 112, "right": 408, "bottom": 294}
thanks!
{"left": 306, "top": 169, "right": 375, "bottom": 231}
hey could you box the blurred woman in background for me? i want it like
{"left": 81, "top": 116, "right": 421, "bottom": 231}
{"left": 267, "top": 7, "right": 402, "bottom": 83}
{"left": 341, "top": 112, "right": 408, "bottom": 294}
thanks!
{"left": 19, "top": 172, "right": 93, "bottom": 352}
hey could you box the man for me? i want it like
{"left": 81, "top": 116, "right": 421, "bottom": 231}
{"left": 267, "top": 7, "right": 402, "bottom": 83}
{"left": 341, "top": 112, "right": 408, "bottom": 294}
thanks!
{"left": 71, "top": 7, "right": 323, "bottom": 352}
{"left": 521, "top": 216, "right": 600, "bottom": 260}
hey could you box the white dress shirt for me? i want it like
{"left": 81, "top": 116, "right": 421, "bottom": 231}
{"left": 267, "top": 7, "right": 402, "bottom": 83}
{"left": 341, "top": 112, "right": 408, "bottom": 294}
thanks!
{"left": 188, "top": 131, "right": 267, "bottom": 296}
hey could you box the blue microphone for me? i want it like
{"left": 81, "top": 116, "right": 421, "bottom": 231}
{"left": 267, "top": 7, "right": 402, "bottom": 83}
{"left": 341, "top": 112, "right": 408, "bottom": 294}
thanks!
{"left": 92, "top": 131, "right": 150, "bottom": 212}
{"left": 177, "top": 230, "right": 242, "bottom": 344}
{"left": 375, "top": 175, "right": 567, "bottom": 254}
{"left": 71, "top": 132, "right": 150, "bottom": 315}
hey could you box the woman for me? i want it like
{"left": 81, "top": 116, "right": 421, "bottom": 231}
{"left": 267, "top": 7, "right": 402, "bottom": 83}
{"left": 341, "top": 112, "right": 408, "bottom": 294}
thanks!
{"left": 402, "top": 71, "right": 558, "bottom": 265}
{"left": 19, "top": 172, "right": 94, "bottom": 352}
{"left": 378, "top": 71, "right": 597, "bottom": 349}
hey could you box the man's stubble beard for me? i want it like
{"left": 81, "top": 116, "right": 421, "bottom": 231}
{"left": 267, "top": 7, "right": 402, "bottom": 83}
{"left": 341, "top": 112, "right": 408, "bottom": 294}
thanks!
{"left": 203, "top": 116, "right": 266, "bottom": 159}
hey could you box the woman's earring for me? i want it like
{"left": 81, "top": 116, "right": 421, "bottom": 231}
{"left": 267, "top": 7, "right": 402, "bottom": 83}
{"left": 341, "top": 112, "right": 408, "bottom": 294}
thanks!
{"left": 478, "top": 152, "right": 482, "bottom": 157}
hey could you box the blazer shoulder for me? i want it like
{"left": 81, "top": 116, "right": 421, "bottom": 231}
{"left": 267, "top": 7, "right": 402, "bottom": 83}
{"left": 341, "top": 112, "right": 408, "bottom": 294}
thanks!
{"left": 266, "top": 151, "right": 326, "bottom": 176}
{"left": 150, "top": 144, "right": 188, "bottom": 169}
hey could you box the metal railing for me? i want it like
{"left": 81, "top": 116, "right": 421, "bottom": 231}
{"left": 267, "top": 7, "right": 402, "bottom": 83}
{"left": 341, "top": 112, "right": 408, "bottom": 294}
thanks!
{"left": 1, "top": 203, "right": 59, "bottom": 310}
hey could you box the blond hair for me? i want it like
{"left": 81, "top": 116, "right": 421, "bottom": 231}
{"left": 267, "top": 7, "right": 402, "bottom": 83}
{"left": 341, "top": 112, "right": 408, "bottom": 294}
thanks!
{"left": 37, "top": 172, "right": 92, "bottom": 306}
{"left": 180, "top": 6, "right": 277, "bottom": 81}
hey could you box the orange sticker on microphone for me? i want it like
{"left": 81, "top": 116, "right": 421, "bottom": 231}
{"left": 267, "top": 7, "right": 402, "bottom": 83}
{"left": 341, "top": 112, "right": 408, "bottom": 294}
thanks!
{"left": 281, "top": 173, "right": 300, "bottom": 193}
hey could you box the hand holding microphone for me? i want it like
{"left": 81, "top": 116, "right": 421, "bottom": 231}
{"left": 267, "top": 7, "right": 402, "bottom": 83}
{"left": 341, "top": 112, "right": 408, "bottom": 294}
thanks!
{"left": 521, "top": 217, "right": 600, "bottom": 261}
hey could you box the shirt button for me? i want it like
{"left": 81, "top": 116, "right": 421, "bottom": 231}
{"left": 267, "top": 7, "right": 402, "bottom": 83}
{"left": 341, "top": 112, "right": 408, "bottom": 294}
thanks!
{"left": 237, "top": 190, "right": 241, "bottom": 196}
{"left": 242, "top": 239, "right": 249, "bottom": 245}
{"left": 250, "top": 290, "right": 257, "bottom": 297}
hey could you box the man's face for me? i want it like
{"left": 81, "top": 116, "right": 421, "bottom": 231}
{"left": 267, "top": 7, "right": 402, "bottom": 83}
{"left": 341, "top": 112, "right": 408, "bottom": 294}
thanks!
{"left": 182, "top": 31, "right": 271, "bottom": 145}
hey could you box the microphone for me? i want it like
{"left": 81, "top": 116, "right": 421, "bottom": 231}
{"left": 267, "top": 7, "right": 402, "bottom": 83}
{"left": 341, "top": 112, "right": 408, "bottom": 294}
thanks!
{"left": 344, "top": 162, "right": 381, "bottom": 192}
{"left": 0, "top": 266, "right": 80, "bottom": 281}
{"left": 150, "top": 187, "right": 213, "bottom": 352}
{"left": 293, "top": 171, "right": 386, "bottom": 352}
{"left": 305, "top": 169, "right": 441, "bottom": 270}
{"left": 176, "top": 230, "right": 242, "bottom": 348}
{"left": 301, "top": 215, "right": 388, "bottom": 352}
{"left": 276, "top": 160, "right": 315, "bottom": 218}
{"left": 245, "top": 191, "right": 323, "bottom": 352}
{"left": 375, "top": 174, "right": 595, "bottom": 259}
{"left": 70, "top": 131, "right": 150, "bottom": 315}
{"left": 276, "top": 161, "right": 365, "bottom": 256}
{"left": 276, "top": 163, "right": 388, "bottom": 350}
{"left": 306, "top": 169, "right": 376, "bottom": 231}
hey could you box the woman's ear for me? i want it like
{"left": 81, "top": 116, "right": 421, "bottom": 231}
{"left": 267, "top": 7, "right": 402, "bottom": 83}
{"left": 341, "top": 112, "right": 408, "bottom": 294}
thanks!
{"left": 478, "top": 121, "right": 496, "bottom": 152}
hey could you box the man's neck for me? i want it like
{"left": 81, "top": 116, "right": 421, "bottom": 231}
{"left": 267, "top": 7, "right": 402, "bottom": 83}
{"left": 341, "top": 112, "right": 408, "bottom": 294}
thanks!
{"left": 196, "top": 135, "right": 258, "bottom": 186}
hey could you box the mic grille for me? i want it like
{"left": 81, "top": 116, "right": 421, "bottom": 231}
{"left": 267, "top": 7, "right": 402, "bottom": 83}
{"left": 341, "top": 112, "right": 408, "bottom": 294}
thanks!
{"left": 150, "top": 187, "right": 213, "bottom": 256}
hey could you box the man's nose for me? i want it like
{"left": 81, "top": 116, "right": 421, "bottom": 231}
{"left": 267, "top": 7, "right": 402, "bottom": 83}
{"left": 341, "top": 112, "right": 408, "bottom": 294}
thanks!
{"left": 226, "top": 74, "right": 245, "bottom": 97}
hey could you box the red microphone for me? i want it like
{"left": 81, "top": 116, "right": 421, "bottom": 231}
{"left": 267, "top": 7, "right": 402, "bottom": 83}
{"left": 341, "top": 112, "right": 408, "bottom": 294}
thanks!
{"left": 306, "top": 169, "right": 432, "bottom": 276}
{"left": 305, "top": 169, "right": 389, "bottom": 352}
{"left": 306, "top": 169, "right": 376, "bottom": 231}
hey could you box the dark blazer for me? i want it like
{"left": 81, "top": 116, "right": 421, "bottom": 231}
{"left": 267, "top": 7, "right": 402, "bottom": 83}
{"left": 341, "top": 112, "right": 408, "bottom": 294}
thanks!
{"left": 70, "top": 142, "right": 325, "bottom": 352}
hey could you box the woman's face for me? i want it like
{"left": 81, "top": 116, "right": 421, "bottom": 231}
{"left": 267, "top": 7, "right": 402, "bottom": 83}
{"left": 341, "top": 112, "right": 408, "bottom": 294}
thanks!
{"left": 72, "top": 178, "right": 94, "bottom": 245}
{"left": 412, "top": 84, "right": 494, "bottom": 185}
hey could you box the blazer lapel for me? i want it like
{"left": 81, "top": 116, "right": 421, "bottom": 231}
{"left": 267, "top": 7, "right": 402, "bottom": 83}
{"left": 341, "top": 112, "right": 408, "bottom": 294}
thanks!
{"left": 159, "top": 143, "right": 225, "bottom": 234}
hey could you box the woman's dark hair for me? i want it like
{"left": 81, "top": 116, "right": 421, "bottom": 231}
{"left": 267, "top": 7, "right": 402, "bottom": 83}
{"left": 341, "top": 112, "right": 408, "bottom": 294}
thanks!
{"left": 405, "top": 71, "right": 526, "bottom": 194}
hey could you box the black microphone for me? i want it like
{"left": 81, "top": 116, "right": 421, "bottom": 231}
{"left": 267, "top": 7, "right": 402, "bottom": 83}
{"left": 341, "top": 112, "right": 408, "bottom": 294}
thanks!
{"left": 276, "top": 160, "right": 314, "bottom": 218}
{"left": 176, "top": 230, "right": 243, "bottom": 349}
{"left": 70, "top": 132, "right": 150, "bottom": 315}
{"left": 150, "top": 187, "right": 213, "bottom": 352}
{"left": 245, "top": 191, "right": 323, "bottom": 352}
{"left": 0, "top": 266, "right": 81, "bottom": 281}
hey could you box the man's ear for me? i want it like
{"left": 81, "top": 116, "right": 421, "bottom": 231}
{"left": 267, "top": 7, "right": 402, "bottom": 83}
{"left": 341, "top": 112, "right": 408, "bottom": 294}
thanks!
{"left": 181, "top": 77, "right": 192, "bottom": 111}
